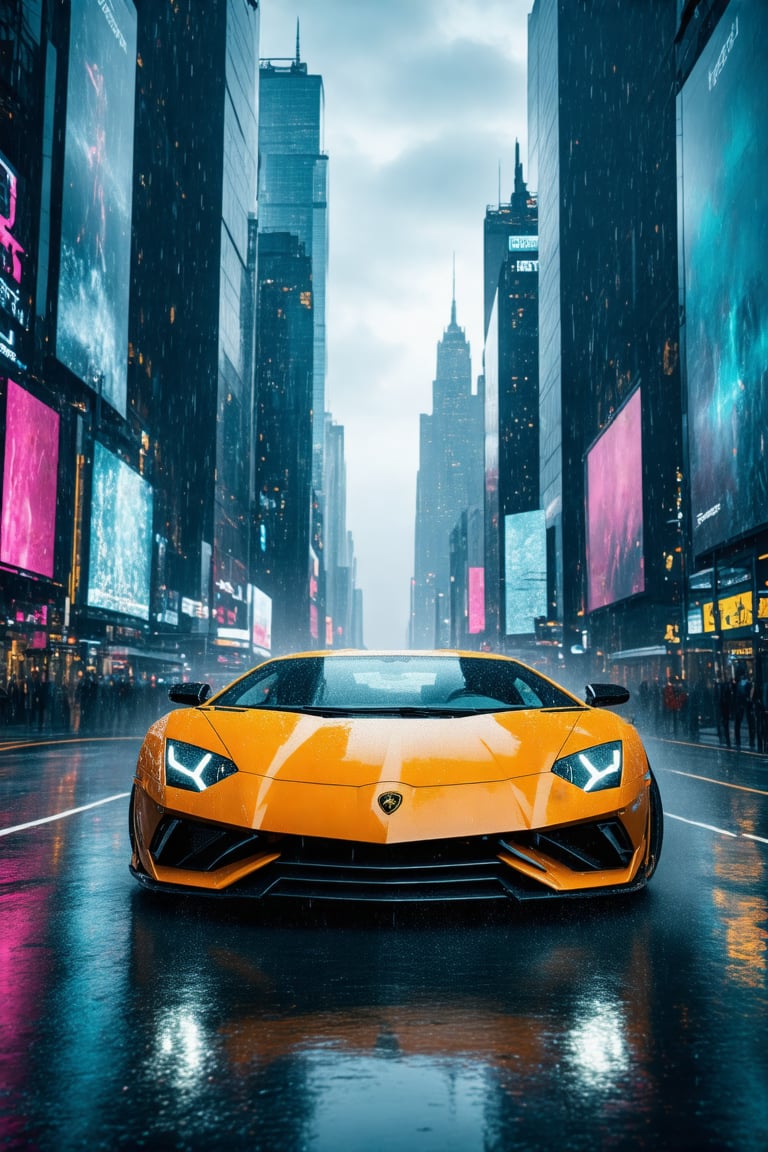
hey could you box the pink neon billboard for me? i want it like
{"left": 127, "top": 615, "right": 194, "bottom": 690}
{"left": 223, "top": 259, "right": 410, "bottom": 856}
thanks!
{"left": 586, "top": 387, "right": 644, "bottom": 612}
{"left": 251, "top": 584, "right": 272, "bottom": 651}
{"left": 1, "top": 379, "right": 60, "bottom": 578}
{"left": 468, "top": 567, "right": 485, "bottom": 634}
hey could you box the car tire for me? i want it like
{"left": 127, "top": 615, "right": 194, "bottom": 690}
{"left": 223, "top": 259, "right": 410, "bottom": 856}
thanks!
{"left": 128, "top": 783, "right": 137, "bottom": 854}
{"left": 644, "top": 768, "right": 663, "bottom": 880}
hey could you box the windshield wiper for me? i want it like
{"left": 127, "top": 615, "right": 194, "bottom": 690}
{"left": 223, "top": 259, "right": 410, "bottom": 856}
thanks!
{"left": 242, "top": 704, "right": 524, "bottom": 717}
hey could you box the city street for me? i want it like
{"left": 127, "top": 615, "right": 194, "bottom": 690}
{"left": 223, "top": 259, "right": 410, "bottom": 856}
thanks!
{"left": 1, "top": 727, "right": 766, "bottom": 1151}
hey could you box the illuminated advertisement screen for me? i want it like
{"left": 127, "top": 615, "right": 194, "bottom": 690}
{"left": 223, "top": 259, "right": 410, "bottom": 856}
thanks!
{"left": 680, "top": 0, "right": 768, "bottom": 553}
{"left": 687, "top": 608, "right": 703, "bottom": 635}
{"left": 586, "top": 388, "right": 644, "bottom": 612}
{"left": 1, "top": 380, "right": 60, "bottom": 578}
{"left": 504, "top": 509, "right": 546, "bottom": 635}
{"left": 0, "top": 152, "right": 31, "bottom": 370}
{"left": 87, "top": 441, "right": 152, "bottom": 619}
{"left": 251, "top": 584, "right": 272, "bottom": 651}
{"left": 56, "top": 0, "right": 137, "bottom": 416}
{"left": 468, "top": 567, "right": 485, "bottom": 634}
{"left": 718, "top": 590, "right": 752, "bottom": 631}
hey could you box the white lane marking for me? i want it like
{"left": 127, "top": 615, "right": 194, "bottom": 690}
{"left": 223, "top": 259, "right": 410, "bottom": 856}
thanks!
{"left": 663, "top": 768, "right": 768, "bottom": 798}
{"left": 0, "top": 792, "right": 131, "bottom": 837}
{"left": 666, "top": 812, "right": 737, "bottom": 837}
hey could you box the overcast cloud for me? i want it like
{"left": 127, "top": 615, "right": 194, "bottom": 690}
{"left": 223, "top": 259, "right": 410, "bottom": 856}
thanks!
{"left": 259, "top": 0, "right": 533, "bottom": 648}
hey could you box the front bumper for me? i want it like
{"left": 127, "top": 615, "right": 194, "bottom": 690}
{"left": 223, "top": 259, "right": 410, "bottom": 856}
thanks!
{"left": 130, "top": 807, "right": 650, "bottom": 903}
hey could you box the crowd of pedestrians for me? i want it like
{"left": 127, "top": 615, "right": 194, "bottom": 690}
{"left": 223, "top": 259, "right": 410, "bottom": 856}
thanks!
{"left": 3, "top": 661, "right": 767, "bottom": 755}
{"left": 0, "top": 670, "right": 171, "bottom": 736}
{"left": 634, "top": 663, "right": 767, "bottom": 753}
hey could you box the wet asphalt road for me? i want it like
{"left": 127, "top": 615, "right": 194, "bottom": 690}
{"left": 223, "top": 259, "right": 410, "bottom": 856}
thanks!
{"left": 0, "top": 727, "right": 767, "bottom": 1151}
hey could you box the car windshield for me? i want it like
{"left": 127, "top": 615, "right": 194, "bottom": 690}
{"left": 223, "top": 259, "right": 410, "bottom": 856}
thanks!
{"left": 210, "top": 655, "right": 577, "bottom": 713}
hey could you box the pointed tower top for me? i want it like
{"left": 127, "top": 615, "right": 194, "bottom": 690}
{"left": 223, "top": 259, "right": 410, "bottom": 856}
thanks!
{"left": 295, "top": 18, "right": 301, "bottom": 66}
{"left": 451, "top": 253, "right": 457, "bottom": 326}
{"left": 513, "top": 138, "right": 526, "bottom": 199}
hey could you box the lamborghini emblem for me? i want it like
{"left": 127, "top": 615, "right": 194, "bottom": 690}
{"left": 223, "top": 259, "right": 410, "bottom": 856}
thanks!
{"left": 378, "top": 791, "right": 403, "bottom": 815}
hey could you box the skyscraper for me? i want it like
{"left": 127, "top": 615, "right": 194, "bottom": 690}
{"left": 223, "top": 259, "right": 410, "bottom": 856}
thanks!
{"left": 131, "top": 0, "right": 260, "bottom": 674}
{"left": 258, "top": 28, "right": 328, "bottom": 493}
{"left": 482, "top": 149, "right": 539, "bottom": 643}
{"left": 324, "top": 417, "right": 362, "bottom": 648}
{"left": 412, "top": 286, "right": 484, "bottom": 649}
{"left": 253, "top": 231, "right": 314, "bottom": 655}
{"left": 527, "top": 0, "right": 681, "bottom": 673}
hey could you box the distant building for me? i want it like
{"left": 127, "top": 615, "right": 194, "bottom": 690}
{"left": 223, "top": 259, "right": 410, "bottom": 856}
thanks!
{"left": 253, "top": 231, "right": 314, "bottom": 655}
{"left": 482, "top": 148, "right": 540, "bottom": 645}
{"left": 258, "top": 29, "right": 328, "bottom": 494}
{"left": 449, "top": 508, "right": 485, "bottom": 650}
{"left": 412, "top": 286, "right": 484, "bottom": 649}
{"left": 324, "top": 418, "right": 362, "bottom": 648}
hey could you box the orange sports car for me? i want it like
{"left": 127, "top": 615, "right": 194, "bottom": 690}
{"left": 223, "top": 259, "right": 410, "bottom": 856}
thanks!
{"left": 129, "top": 650, "right": 663, "bottom": 902}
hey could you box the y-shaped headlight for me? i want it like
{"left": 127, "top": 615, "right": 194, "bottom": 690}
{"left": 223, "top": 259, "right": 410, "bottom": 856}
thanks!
{"left": 552, "top": 741, "right": 622, "bottom": 793}
{"left": 165, "top": 739, "right": 238, "bottom": 792}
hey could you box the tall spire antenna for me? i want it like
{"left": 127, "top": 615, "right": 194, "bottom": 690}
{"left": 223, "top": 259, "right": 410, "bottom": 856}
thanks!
{"left": 451, "top": 253, "right": 457, "bottom": 326}
{"left": 295, "top": 18, "right": 301, "bottom": 66}
{"left": 498, "top": 160, "right": 502, "bottom": 208}
{"left": 514, "top": 138, "right": 525, "bottom": 197}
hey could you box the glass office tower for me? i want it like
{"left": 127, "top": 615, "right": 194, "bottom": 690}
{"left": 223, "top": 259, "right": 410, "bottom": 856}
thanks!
{"left": 131, "top": 0, "right": 260, "bottom": 673}
{"left": 258, "top": 36, "right": 328, "bottom": 492}
{"left": 527, "top": 0, "right": 681, "bottom": 673}
{"left": 483, "top": 149, "right": 539, "bottom": 643}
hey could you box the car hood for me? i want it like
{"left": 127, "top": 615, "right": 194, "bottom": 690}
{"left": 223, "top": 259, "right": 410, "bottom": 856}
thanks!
{"left": 182, "top": 706, "right": 598, "bottom": 787}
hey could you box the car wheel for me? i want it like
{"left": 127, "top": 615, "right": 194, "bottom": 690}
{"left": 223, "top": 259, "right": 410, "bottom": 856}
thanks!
{"left": 644, "top": 769, "right": 663, "bottom": 880}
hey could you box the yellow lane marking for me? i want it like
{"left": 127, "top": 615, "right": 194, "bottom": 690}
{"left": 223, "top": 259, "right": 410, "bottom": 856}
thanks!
{"left": 0, "top": 736, "right": 141, "bottom": 753}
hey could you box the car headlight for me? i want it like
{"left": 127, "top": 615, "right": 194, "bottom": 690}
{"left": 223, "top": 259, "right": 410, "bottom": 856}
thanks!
{"left": 552, "top": 740, "right": 622, "bottom": 793}
{"left": 165, "top": 739, "right": 238, "bottom": 792}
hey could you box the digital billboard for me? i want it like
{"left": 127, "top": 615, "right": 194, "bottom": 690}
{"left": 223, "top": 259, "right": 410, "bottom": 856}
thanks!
{"left": 0, "top": 152, "right": 30, "bottom": 372}
{"left": 56, "top": 0, "right": 137, "bottom": 416}
{"left": 504, "top": 510, "right": 546, "bottom": 635}
{"left": 1, "top": 380, "right": 60, "bottom": 578}
{"left": 213, "top": 552, "right": 248, "bottom": 644}
{"left": 680, "top": 0, "right": 768, "bottom": 554}
{"left": 468, "top": 567, "right": 485, "bottom": 635}
{"left": 87, "top": 441, "right": 152, "bottom": 619}
{"left": 251, "top": 584, "right": 272, "bottom": 652}
{"left": 586, "top": 388, "right": 644, "bottom": 612}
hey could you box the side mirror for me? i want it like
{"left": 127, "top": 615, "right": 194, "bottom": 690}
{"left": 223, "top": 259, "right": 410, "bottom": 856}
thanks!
{"left": 585, "top": 683, "right": 630, "bottom": 708}
{"left": 168, "top": 682, "right": 211, "bottom": 706}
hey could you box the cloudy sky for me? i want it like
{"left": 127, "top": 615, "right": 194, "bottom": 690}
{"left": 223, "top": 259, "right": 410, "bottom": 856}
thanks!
{"left": 259, "top": 0, "right": 534, "bottom": 649}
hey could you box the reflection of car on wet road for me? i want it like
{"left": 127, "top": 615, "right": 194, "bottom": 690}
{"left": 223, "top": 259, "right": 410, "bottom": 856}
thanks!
{"left": 129, "top": 650, "right": 663, "bottom": 903}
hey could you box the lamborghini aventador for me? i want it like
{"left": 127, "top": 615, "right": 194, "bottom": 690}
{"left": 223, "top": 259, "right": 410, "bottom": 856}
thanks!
{"left": 129, "top": 650, "right": 663, "bottom": 902}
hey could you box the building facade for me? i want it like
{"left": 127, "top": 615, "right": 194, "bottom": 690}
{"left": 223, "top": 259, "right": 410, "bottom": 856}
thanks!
{"left": 131, "top": 0, "right": 261, "bottom": 682}
{"left": 258, "top": 33, "right": 328, "bottom": 494}
{"left": 676, "top": 0, "right": 768, "bottom": 707}
{"left": 253, "top": 230, "right": 314, "bottom": 655}
{"left": 527, "top": 0, "right": 682, "bottom": 682}
{"left": 0, "top": 0, "right": 262, "bottom": 721}
{"left": 482, "top": 149, "right": 540, "bottom": 646}
{"left": 412, "top": 289, "right": 484, "bottom": 649}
